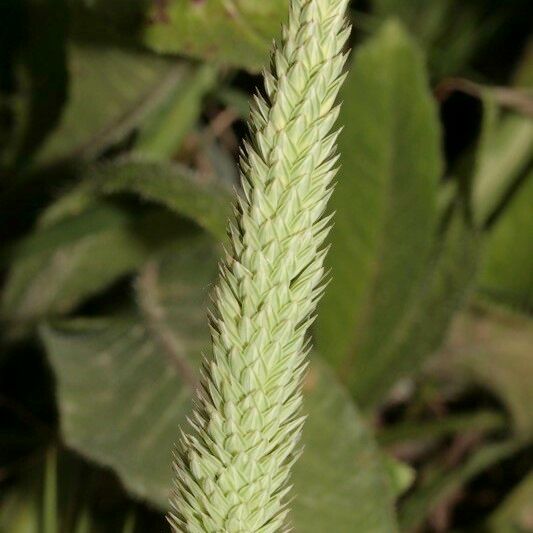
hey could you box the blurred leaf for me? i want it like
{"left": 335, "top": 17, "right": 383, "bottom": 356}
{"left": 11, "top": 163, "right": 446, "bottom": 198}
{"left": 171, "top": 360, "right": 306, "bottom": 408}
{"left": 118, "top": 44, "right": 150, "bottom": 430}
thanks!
{"left": 41, "top": 239, "right": 217, "bottom": 507}
{"left": 479, "top": 172, "right": 533, "bottom": 310}
{"left": 316, "top": 21, "right": 442, "bottom": 402}
{"left": 143, "top": 0, "right": 288, "bottom": 72}
{"left": 352, "top": 209, "right": 480, "bottom": 407}
{"left": 378, "top": 410, "right": 506, "bottom": 446}
{"left": 43, "top": 448, "right": 58, "bottom": 533}
{"left": 1, "top": 202, "right": 183, "bottom": 327}
{"left": 472, "top": 102, "right": 533, "bottom": 227}
{"left": 515, "top": 39, "right": 533, "bottom": 88}
{"left": 67, "top": 0, "right": 288, "bottom": 72}
{"left": 41, "top": 238, "right": 398, "bottom": 531}
{"left": 121, "top": 511, "right": 137, "bottom": 533}
{"left": 74, "top": 507, "right": 93, "bottom": 533}
{"left": 217, "top": 87, "right": 251, "bottom": 120}
{"left": 3, "top": 0, "right": 69, "bottom": 169}
{"left": 0, "top": 2, "right": 25, "bottom": 160}
{"left": 489, "top": 470, "right": 533, "bottom": 532}
{"left": 291, "top": 360, "right": 398, "bottom": 532}
{"left": 399, "top": 439, "right": 525, "bottom": 532}
{"left": 35, "top": 43, "right": 185, "bottom": 167}
{"left": 135, "top": 65, "right": 217, "bottom": 159}
{"left": 446, "top": 304, "right": 533, "bottom": 438}
{"left": 41, "top": 157, "right": 234, "bottom": 240}
{"left": 472, "top": 42, "right": 533, "bottom": 227}
{"left": 1, "top": 152, "right": 233, "bottom": 327}
{"left": 382, "top": 454, "right": 416, "bottom": 497}
{"left": 0, "top": 485, "right": 39, "bottom": 533}
{"left": 6, "top": 202, "right": 135, "bottom": 261}
{"left": 373, "top": 0, "right": 494, "bottom": 79}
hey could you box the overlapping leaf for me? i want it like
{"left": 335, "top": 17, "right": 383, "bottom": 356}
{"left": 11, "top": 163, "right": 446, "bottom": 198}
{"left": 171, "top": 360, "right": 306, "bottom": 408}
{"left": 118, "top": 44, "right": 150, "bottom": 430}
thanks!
{"left": 352, "top": 209, "right": 480, "bottom": 407}
{"left": 35, "top": 44, "right": 185, "bottom": 167}
{"left": 1, "top": 0, "right": 68, "bottom": 169}
{"left": 135, "top": 65, "right": 217, "bottom": 159}
{"left": 42, "top": 239, "right": 398, "bottom": 531}
{"left": 41, "top": 158, "right": 234, "bottom": 240}
{"left": 1, "top": 203, "right": 180, "bottom": 328}
{"left": 479, "top": 172, "right": 533, "bottom": 310}
{"left": 399, "top": 439, "right": 525, "bottom": 532}
{"left": 143, "top": 0, "right": 288, "bottom": 72}
{"left": 471, "top": 41, "right": 533, "bottom": 227}
{"left": 68, "top": 0, "right": 287, "bottom": 72}
{"left": 315, "top": 21, "right": 443, "bottom": 405}
{"left": 446, "top": 304, "right": 533, "bottom": 438}
{"left": 2, "top": 155, "right": 233, "bottom": 327}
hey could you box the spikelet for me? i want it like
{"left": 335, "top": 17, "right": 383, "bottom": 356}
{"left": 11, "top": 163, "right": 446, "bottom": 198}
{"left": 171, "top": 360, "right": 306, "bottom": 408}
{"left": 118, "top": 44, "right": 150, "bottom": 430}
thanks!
{"left": 169, "top": 1, "right": 351, "bottom": 531}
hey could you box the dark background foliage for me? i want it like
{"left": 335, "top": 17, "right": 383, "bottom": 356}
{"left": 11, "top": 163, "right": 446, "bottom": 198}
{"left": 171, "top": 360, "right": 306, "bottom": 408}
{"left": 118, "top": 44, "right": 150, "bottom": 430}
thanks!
{"left": 0, "top": 0, "right": 532, "bottom": 531}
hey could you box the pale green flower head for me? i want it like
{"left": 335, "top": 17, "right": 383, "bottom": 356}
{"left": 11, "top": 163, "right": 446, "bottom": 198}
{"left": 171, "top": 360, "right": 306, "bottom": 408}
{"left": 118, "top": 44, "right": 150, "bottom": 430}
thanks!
{"left": 169, "top": 1, "right": 351, "bottom": 531}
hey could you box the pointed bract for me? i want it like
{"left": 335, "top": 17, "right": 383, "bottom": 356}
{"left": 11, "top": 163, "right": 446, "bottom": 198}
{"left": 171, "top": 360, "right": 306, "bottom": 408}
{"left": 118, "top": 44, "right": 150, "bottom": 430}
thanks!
{"left": 170, "top": 1, "right": 351, "bottom": 531}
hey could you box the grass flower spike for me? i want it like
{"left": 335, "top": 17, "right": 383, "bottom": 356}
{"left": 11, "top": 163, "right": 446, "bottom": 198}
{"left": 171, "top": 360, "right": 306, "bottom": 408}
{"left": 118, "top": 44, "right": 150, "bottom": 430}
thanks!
{"left": 170, "top": 0, "right": 351, "bottom": 531}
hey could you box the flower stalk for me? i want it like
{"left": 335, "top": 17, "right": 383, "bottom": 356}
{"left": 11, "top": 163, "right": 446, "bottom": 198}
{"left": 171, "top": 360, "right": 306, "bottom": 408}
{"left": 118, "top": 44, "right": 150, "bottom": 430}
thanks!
{"left": 170, "top": 0, "right": 351, "bottom": 531}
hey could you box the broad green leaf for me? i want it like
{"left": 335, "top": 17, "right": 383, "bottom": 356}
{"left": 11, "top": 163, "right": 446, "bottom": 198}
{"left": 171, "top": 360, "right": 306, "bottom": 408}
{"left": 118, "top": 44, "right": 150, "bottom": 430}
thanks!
{"left": 41, "top": 158, "right": 234, "bottom": 240}
{"left": 479, "top": 172, "right": 533, "bottom": 310}
{"left": 446, "top": 304, "right": 533, "bottom": 438}
{"left": 489, "top": 470, "right": 533, "bottom": 532}
{"left": 143, "top": 0, "right": 288, "bottom": 72}
{"left": 316, "top": 22, "right": 442, "bottom": 398}
{"left": 35, "top": 43, "right": 185, "bottom": 167}
{"left": 135, "top": 65, "right": 217, "bottom": 159}
{"left": 399, "top": 439, "right": 525, "bottom": 532}
{"left": 40, "top": 239, "right": 218, "bottom": 507}
{"left": 5, "top": 203, "right": 135, "bottom": 262}
{"left": 373, "top": 0, "right": 449, "bottom": 44}
{"left": 1, "top": 155, "right": 233, "bottom": 327}
{"left": 42, "top": 239, "right": 398, "bottom": 531}
{"left": 291, "top": 360, "right": 398, "bottom": 532}
{"left": 351, "top": 209, "right": 480, "bottom": 407}
{"left": 1, "top": 203, "right": 182, "bottom": 327}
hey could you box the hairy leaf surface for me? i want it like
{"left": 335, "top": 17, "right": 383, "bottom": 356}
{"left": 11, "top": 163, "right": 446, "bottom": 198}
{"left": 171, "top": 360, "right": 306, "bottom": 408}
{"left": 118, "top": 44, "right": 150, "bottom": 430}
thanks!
{"left": 42, "top": 158, "right": 233, "bottom": 240}
{"left": 41, "top": 239, "right": 397, "bottom": 531}
{"left": 1, "top": 204, "right": 180, "bottom": 327}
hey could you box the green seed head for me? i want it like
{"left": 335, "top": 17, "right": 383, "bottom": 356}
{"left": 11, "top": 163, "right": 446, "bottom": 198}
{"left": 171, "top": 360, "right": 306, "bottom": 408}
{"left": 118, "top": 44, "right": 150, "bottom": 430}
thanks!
{"left": 169, "top": 1, "right": 351, "bottom": 531}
